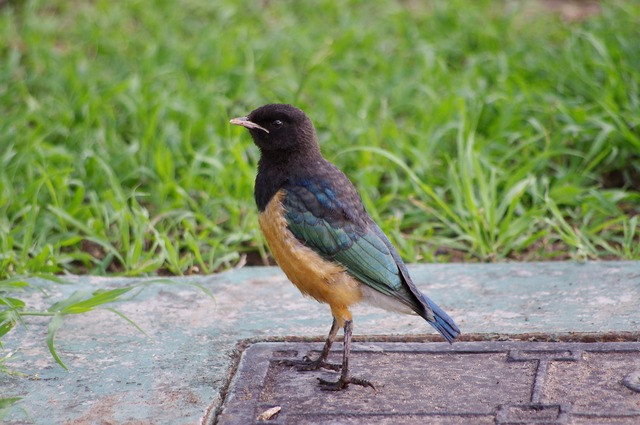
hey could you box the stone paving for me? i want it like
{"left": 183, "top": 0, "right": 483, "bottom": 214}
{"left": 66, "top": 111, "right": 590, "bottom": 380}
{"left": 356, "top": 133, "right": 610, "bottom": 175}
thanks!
{"left": 0, "top": 262, "right": 638, "bottom": 424}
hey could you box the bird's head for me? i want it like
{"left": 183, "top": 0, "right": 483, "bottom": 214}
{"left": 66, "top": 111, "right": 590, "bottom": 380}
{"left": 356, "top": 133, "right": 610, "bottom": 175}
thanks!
{"left": 230, "top": 104, "right": 318, "bottom": 153}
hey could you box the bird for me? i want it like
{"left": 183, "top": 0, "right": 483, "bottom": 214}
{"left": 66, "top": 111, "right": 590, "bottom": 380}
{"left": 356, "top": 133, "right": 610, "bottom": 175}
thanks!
{"left": 230, "top": 103, "right": 460, "bottom": 391}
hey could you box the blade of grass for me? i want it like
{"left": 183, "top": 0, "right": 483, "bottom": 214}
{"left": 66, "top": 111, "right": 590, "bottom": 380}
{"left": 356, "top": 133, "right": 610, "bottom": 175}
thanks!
{"left": 46, "top": 313, "right": 67, "bottom": 370}
{"left": 103, "top": 307, "right": 148, "bottom": 337}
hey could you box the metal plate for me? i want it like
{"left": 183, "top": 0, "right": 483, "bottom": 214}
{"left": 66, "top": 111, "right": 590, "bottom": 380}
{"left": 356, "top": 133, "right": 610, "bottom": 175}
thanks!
{"left": 217, "top": 341, "right": 640, "bottom": 424}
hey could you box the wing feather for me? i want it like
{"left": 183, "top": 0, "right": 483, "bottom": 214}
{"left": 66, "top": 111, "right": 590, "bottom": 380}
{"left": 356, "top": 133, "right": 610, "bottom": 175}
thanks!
{"left": 283, "top": 183, "right": 419, "bottom": 310}
{"left": 280, "top": 177, "right": 459, "bottom": 342}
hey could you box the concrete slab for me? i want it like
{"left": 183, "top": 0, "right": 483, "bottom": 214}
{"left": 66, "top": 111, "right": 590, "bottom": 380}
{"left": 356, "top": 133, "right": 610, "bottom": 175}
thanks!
{"left": 0, "top": 261, "right": 638, "bottom": 423}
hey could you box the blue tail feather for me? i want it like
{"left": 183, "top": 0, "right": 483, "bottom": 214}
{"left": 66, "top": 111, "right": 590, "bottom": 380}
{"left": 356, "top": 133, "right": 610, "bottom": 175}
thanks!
{"left": 424, "top": 296, "right": 460, "bottom": 344}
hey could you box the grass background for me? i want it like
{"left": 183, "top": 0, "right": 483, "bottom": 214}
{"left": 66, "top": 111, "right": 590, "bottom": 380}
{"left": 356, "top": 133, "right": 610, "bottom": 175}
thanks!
{"left": 1, "top": 0, "right": 639, "bottom": 280}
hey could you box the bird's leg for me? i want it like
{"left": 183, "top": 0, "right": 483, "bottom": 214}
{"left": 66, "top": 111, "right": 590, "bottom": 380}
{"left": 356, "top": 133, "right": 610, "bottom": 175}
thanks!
{"left": 278, "top": 317, "right": 341, "bottom": 371}
{"left": 318, "top": 320, "right": 375, "bottom": 391}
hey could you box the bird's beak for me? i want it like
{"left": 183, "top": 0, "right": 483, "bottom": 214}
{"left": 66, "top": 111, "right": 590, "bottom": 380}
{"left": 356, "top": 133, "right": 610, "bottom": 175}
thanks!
{"left": 230, "top": 117, "right": 269, "bottom": 133}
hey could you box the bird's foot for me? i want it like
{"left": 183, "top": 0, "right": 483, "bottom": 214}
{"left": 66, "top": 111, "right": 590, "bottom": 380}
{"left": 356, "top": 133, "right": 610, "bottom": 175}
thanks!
{"left": 278, "top": 355, "right": 341, "bottom": 372}
{"left": 317, "top": 375, "right": 376, "bottom": 391}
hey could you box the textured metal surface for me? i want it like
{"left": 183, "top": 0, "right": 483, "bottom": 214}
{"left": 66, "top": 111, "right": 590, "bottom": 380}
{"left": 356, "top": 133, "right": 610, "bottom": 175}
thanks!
{"left": 218, "top": 341, "right": 640, "bottom": 425}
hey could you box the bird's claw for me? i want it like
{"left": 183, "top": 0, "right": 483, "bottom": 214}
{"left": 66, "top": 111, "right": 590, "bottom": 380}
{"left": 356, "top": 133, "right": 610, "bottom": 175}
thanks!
{"left": 317, "top": 376, "right": 376, "bottom": 391}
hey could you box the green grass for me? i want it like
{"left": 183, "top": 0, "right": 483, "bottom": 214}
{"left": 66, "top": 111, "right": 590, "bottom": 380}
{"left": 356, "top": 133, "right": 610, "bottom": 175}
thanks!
{"left": 1, "top": 0, "right": 639, "bottom": 279}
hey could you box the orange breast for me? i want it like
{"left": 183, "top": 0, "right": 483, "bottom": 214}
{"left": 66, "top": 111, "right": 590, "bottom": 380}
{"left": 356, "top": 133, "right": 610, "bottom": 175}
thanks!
{"left": 258, "top": 190, "right": 363, "bottom": 325}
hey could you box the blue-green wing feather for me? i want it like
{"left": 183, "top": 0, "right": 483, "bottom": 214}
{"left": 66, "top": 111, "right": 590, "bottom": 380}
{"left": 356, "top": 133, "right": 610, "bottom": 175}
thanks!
{"left": 283, "top": 182, "right": 417, "bottom": 308}
{"left": 282, "top": 179, "right": 460, "bottom": 343}
{"left": 283, "top": 178, "right": 460, "bottom": 342}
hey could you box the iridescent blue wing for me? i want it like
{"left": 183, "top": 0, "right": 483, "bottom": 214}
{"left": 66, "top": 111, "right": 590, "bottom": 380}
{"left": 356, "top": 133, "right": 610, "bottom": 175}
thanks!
{"left": 282, "top": 177, "right": 460, "bottom": 342}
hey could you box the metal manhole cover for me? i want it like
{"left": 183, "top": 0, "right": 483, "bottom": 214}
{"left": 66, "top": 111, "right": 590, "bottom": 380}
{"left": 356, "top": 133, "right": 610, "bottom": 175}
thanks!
{"left": 217, "top": 341, "right": 640, "bottom": 424}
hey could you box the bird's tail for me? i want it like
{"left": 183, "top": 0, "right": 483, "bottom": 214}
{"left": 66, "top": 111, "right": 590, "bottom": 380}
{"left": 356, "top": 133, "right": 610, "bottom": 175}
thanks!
{"left": 424, "top": 296, "right": 460, "bottom": 344}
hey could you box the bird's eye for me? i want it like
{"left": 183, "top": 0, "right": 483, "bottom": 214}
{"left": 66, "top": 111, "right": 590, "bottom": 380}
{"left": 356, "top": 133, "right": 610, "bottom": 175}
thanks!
{"left": 271, "top": 120, "right": 283, "bottom": 129}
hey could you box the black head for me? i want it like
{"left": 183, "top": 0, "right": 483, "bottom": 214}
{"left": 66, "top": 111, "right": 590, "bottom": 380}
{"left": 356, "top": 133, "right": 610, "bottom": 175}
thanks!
{"left": 230, "top": 104, "right": 318, "bottom": 153}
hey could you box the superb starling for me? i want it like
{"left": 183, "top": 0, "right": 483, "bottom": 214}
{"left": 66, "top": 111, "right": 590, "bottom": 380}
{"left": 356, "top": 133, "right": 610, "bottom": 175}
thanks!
{"left": 231, "top": 104, "right": 460, "bottom": 390}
